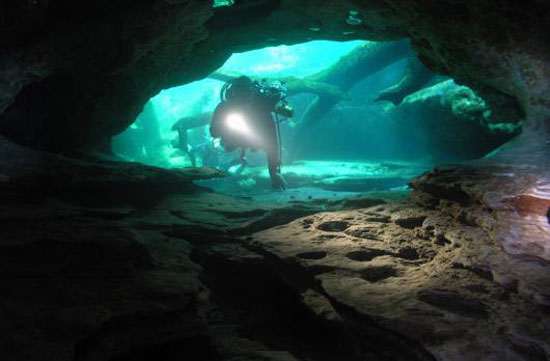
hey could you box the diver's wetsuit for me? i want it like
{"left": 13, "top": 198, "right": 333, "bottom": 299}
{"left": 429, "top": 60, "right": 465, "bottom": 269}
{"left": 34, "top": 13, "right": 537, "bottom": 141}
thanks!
{"left": 211, "top": 86, "right": 283, "bottom": 184}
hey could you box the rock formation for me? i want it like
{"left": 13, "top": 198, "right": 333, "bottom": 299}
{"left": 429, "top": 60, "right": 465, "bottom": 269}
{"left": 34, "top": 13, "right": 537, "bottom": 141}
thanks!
{"left": 387, "top": 80, "right": 520, "bottom": 161}
{"left": 1, "top": 0, "right": 546, "bottom": 158}
{"left": 3, "top": 130, "right": 549, "bottom": 360}
{"left": 250, "top": 165, "right": 550, "bottom": 360}
{"left": 2, "top": 1, "right": 550, "bottom": 360}
{"left": 375, "top": 54, "right": 434, "bottom": 106}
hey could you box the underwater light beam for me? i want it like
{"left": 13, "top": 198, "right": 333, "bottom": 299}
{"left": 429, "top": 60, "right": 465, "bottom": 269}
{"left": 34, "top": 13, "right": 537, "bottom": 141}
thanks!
{"left": 226, "top": 113, "right": 253, "bottom": 137}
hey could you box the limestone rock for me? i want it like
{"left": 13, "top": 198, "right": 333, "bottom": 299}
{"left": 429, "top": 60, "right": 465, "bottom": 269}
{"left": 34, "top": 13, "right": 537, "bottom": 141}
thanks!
{"left": 250, "top": 166, "right": 550, "bottom": 360}
{"left": 388, "top": 80, "right": 517, "bottom": 161}
{"left": 0, "top": 135, "right": 224, "bottom": 193}
{"left": 0, "top": 199, "right": 207, "bottom": 361}
{"left": 410, "top": 165, "right": 550, "bottom": 306}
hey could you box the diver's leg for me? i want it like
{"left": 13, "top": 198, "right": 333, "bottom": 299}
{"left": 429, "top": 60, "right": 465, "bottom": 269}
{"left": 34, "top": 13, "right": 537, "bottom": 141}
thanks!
{"left": 263, "top": 115, "right": 286, "bottom": 189}
{"left": 186, "top": 151, "right": 197, "bottom": 167}
{"left": 265, "top": 140, "right": 286, "bottom": 190}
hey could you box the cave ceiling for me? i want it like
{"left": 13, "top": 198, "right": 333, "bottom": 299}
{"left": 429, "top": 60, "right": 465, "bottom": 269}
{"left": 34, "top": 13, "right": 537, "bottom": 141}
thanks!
{"left": 1, "top": 0, "right": 549, "bottom": 157}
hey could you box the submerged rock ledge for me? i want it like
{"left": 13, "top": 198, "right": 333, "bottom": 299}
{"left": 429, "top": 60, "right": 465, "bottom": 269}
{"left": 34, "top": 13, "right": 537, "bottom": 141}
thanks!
{"left": 0, "top": 135, "right": 224, "bottom": 193}
{"left": 250, "top": 165, "right": 550, "bottom": 360}
{"left": 1, "top": 160, "right": 549, "bottom": 360}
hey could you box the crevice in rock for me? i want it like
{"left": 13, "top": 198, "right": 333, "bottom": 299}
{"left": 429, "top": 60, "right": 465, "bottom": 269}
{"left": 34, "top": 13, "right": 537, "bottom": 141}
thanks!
{"left": 416, "top": 289, "right": 488, "bottom": 318}
{"left": 325, "top": 299, "right": 438, "bottom": 361}
{"left": 243, "top": 242, "right": 438, "bottom": 361}
{"left": 191, "top": 243, "right": 373, "bottom": 361}
{"left": 297, "top": 251, "right": 328, "bottom": 260}
{"left": 317, "top": 220, "right": 350, "bottom": 232}
{"left": 346, "top": 249, "right": 390, "bottom": 262}
{"left": 361, "top": 265, "right": 398, "bottom": 282}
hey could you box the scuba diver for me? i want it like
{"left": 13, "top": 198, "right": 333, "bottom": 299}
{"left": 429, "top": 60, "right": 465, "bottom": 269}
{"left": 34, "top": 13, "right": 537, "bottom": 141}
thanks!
{"left": 210, "top": 76, "right": 294, "bottom": 190}
{"left": 171, "top": 118, "right": 199, "bottom": 166}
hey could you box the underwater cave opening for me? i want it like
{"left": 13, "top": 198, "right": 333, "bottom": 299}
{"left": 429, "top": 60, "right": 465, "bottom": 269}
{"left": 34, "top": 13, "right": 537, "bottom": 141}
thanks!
{"left": 112, "top": 39, "right": 519, "bottom": 196}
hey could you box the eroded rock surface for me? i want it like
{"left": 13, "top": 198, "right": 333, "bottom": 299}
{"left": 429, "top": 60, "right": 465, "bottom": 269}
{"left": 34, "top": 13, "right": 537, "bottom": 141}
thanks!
{"left": 0, "top": 136, "right": 397, "bottom": 361}
{"left": 411, "top": 165, "right": 550, "bottom": 306}
{"left": 2, "top": 133, "right": 549, "bottom": 360}
{"left": 250, "top": 165, "right": 550, "bottom": 360}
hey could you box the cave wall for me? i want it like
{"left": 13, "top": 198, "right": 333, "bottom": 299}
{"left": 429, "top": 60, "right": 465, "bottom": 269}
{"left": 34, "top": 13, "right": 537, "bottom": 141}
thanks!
{"left": 0, "top": 0, "right": 214, "bottom": 152}
{"left": 1, "top": 0, "right": 549, "bottom": 159}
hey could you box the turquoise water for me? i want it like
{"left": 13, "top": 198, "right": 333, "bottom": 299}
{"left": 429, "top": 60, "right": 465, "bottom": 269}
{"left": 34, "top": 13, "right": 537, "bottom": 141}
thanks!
{"left": 113, "top": 40, "right": 367, "bottom": 168}
{"left": 112, "top": 39, "right": 514, "bottom": 192}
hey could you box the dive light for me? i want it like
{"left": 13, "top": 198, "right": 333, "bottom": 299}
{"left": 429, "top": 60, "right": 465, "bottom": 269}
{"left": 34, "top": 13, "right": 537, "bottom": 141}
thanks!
{"left": 226, "top": 113, "right": 252, "bottom": 136}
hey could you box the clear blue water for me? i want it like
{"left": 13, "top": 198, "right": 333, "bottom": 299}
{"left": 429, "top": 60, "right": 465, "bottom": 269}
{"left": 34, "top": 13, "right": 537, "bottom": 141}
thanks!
{"left": 134, "top": 40, "right": 364, "bottom": 152}
{"left": 112, "top": 39, "right": 511, "bottom": 193}
{"left": 113, "top": 40, "right": 375, "bottom": 169}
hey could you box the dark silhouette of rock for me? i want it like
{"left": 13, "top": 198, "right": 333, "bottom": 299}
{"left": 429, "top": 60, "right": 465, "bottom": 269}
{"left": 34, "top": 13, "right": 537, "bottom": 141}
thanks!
{"left": 375, "top": 54, "right": 435, "bottom": 106}
{"left": 1, "top": 2, "right": 550, "bottom": 360}
{"left": 1, "top": 0, "right": 548, "bottom": 159}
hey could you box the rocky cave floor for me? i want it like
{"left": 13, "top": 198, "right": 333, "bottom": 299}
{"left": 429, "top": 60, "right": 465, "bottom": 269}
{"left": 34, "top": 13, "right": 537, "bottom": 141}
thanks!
{"left": 1, "top": 138, "right": 550, "bottom": 361}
